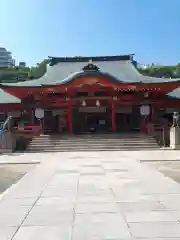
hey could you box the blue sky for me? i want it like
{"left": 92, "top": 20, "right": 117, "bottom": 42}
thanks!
{"left": 0, "top": 0, "right": 180, "bottom": 66}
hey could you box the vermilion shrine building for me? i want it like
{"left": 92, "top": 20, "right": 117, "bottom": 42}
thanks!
{"left": 0, "top": 54, "right": 180, "bottom": 134}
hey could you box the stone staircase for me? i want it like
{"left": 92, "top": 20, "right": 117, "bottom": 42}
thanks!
{"left": 25, "top": 133, "right": 160, "bottom": 152}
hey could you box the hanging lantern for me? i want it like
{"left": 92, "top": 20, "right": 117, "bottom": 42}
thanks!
{"left": 113, "top": 96, "right": 118, "bottom": 100}
{"left": 96, "top": 100, "right": 100, "bottom": 107}
{"left": 140, "top": 105, "right": 150, "bottom": 116}
{"left": 144, "top": 92, "right": 149, "bottom": 98}
{"left": 81, "top": 100, "right": 86, "bottom": 106}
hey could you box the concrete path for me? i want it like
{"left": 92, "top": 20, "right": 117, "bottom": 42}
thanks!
{"left": 1, "top": 150, "right": 180, "bottom": 239}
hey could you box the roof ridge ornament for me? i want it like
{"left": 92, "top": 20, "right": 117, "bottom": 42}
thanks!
{"left": 82, "top": 60, "right": 99, "bottom": 71}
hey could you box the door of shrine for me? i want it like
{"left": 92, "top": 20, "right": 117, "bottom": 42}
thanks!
{"left": 115, "top": 105, "right": 141, "bottom": 132}
{"left": 72, "top": 107, "right": 111, "bottom": 133}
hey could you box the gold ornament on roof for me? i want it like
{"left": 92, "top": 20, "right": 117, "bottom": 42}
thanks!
{"left": 82, "top": 60, "right": 99, "bottom": 71}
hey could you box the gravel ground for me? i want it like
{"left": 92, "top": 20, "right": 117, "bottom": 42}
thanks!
{"left": 144, "top": 160, "right": 180, "bottom": 184}
{"left": 0, "top": 164, "right": 36, "bottom": 194}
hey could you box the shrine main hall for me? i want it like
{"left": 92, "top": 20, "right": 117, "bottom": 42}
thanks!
{"left": 0, "top": 54, "right": 180, "bottom": 134}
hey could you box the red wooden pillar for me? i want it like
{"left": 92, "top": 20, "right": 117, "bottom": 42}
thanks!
{"left": 151, "top": 105, "right": 156, "bottom": 122}
{"left": 140, "top": 116, "right": 145, "bottom": 132}
{"left": 112, "top": 103, "right": 116, "bottom": 133}
{"left": 28, "top": 109, "right": 33, "bottom": 124}
{"left": 40, "top": 119, "right": 44, "bottom": 135}
{"left": 141, "top": 116, "right": 148, "bottom": 133}
{"left": 68, "top": 105, "right": 73, "bottom": 133}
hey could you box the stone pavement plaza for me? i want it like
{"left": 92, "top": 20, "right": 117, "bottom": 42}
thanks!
{"left": 1, "top": 150, "right": 180, "bottom": 239}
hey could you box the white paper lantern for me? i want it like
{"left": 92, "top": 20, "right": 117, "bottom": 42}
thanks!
{"left": 35, "top": 108, "right": 44, "bottom": 119}
{"left": 96, "top": 100, "right": 100, "bottom": 107}
{"left": 81, "top": 100, "right": 86, "bottom": 106}
{"left": 140, "top": 105, "right": 150, "bottom": 116}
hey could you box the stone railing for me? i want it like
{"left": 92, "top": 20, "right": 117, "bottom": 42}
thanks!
{"left": 13, "top": 125, "right": 42, "bottom": 137}
{"left": 147, "top": 122, "right": 170, "bottom": 147}
{"left": 0, "top": 130, "right": 16, "bottom": 153}
{"left": 0, "top": 117, "right": 42, "bottom": 153}
{"left": 0, "top": 116, "right": 16, "bottom": 153}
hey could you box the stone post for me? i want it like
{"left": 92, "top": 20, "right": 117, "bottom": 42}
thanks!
{"left": 0, "top": 131, "right": 16, "bottom": 153}
{"left": 170, "top": 112, "right": 180, "bottom": 149}
{"left": 170, "top": 126, "right": 180, "bottom": 149}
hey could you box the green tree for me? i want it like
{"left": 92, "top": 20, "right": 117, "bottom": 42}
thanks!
{"left": 0, "top": 67, "right": 30, "bottom": 82}
{"left": 0, "top": 59, "right": 50, "bottom": 82}
{"left": 138, "top": 66, "right": 177, "bottom": 78}
{"left": 29, "top": 59, "right": 49, "bottom": 79}
{"left": 174, "top": 64, "right": 180, "bottom": 78}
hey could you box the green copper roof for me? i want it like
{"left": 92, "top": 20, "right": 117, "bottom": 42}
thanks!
{"left": 0, "top": 89, "right": 20, "bottom": 103}
{"left": 1, "top": 56, "right": 180, "bottom": 88}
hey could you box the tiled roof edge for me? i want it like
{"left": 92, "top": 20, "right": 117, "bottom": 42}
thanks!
{"left": 48, "top": 55, "right": 134, "bottom": 66}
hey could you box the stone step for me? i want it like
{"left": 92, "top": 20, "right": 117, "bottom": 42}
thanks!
{"left": 26, "top": 147, "right": 160, "bottom": 152}
{"left": 32, "top": 141, "right": 156, "bottom": 144}
{"left": 35, "top": 136, "right": 154, "bottom": 140}
{"left": 27, "top": 148, "right": 159, "bottom": 152}
{"left": 29, "top": 142, "right": 157, "bottom": 147}
{"left": 32, "top": 139, "right": 155, "bottom": 142}
{"left": 27, "top": 144, "right": 159, "bottom": 150}
{"left": 32, "top": 136, "right": 156, "bottom": 139}
{"left": 25, "top": 133, "right": 159, "bottom": 152}
{"left": 31, "top": 139, "right": 157, "bottom": 143}
{"left": 33, "top": 141, "right": 156, "bottom": 144}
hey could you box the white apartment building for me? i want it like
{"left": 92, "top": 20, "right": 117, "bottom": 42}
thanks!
{"left": 0, "top": 47, "right": 14, "bottom": 68}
